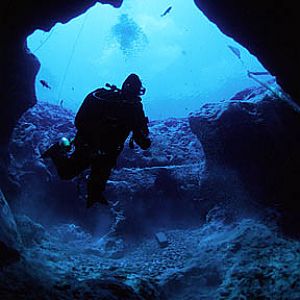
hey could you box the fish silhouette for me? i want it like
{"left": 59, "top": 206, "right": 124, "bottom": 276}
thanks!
{"left": 161, "top": 6, "right": 172, "bottom": 17}
{"left": 39, "top": 79, "right": 51, "bottom": 89}
{"left": 228, "top": 45, "right": 241, "bottom": 59}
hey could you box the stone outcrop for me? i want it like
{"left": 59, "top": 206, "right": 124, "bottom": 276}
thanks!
{"left": 0, "top": 189, "right": 21, "bottom": 267}
{"left": 0, "top": 189, "right": 21, "bottom": 248}
{"left": 2, "top": 216, "right": 299, "bottom": 300}
{"left": 189, "top": 87, "right": 300, "bottom": 236}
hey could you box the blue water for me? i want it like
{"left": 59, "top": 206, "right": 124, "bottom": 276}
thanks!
{"left": 27, "top": 0, "right": 271, "bottom": 120}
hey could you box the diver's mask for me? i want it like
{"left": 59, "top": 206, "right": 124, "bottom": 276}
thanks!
{"left": 122, "top": 74, "right": 146, "bottom": 97}
{"left": 139, "top": 86, "right": 146, "bottom": 96}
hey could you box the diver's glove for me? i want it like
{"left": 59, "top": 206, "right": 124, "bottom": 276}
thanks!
{"left": 131, "top": 133, "right": 151, "bottom": 150}
{"left": 139, "top": 137, "right": 151, "bottom": 150}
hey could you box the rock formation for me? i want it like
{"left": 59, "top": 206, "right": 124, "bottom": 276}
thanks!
{"left": 189, "top": 86, "right": 300, "bottom": 236}
{"left": 0, "top": 189, "right": 21, "bottom": 267}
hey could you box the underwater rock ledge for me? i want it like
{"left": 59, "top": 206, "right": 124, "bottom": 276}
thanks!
{"left": 0, "top": 189, "right": 21, "bottom": 268}
{"left": 189, "top": 92, "right": 300, "bottom": 236}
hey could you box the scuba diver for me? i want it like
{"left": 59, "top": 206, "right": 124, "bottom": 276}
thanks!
{"left": 42, "top": 74, "right": 151, "bottom": 208}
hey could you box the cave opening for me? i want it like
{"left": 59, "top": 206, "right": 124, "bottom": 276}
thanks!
{"left": 15, "top": 0, "right": 286, "bottom": 241}
{"left": 2, "top": 1, "right": 300, "bottom": 299}
{"left": 15, "top": 0, "right": 281, "bottom": 242}
{"left": 27, "top": 0, "right": 272, "bottom": 120}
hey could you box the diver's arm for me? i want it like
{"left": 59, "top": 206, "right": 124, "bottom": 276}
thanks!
{"left": 132, "top": 103, "right": 151, "bottom": 150}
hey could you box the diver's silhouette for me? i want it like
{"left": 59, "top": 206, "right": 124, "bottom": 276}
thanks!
{"left": 42, "top": 74, "right": 151, "bottom": 208}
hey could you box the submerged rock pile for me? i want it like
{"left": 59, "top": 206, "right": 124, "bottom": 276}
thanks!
{"left": 1, "top": 215, "right": 299, "bottom": 300}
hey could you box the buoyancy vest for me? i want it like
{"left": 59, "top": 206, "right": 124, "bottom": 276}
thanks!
{"left": 75, "top": 88, "right": 148, "bottom": 150}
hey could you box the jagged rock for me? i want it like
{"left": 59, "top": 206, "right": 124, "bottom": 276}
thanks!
{"left": 107, "top": 163, "right": 203, "bottom": 236}
{"left": 0, "top": 189, "right": 21, "bottom": 249}
{"left": 101, "top": 238, "right": 125, "bottom": 259}
{"left": 0, "top": 241, "right": 21, "bottom": 268}
{"left": 0, "top": 189, "right": 22, "bottom": 267}
{"left": 15, "top": 215, "right": 47, "bottom": 247}
{"left": 119, "top": 118, "right": 204, "bottom": 168}
{"left": 50, "top": 223, "right": 92, "bottom": 243}
{"left": 189, "top": 90, "right": 300, "bottom": 236}
{"left": 0, "top": 272, "right": 147, "bottom": 300}
{"left": 1, "top": 214, "right": 298, "bottom": 300}
{"left": 56, "top": 277, "right": 143, "bottom": 300}
{"left": 154, "top": 219, "right": 300, "bottom": 300}
{"left": 155, "top": 232, "right": 169, "bottom": 248}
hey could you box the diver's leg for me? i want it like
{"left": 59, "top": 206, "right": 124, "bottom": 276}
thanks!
{"left": 48, "top": 146, "right": 90, "bottom": 180}
{"left": 86, "top": 151, "right": 119, "bottom": 207}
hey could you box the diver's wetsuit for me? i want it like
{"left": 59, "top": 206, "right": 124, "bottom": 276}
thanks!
{"left": 50, "top": 87, "right": 151, "bottom": 201}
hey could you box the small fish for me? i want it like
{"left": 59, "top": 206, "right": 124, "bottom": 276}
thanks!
{"left": 228, "top": 45, "right": 241, "bottom": 59}
{"left": 39, "top": 79, "right": 51, "bottom": 89}
{"left": 161, "top": 6, "right": 172, "bottom": 17}
{"left": 248, "top": 71, "right": 270, "bottom": 76}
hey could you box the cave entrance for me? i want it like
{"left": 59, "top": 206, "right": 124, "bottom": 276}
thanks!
{"left": 27, "top": 0, "right": 271, "bottom": 120}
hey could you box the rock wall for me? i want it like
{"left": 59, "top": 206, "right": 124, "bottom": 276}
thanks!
{"left": 0, "top": 189, "right": 21, "bottom": 267}
{"left": 189, "top": 87, "right": 300, "bottom": 236}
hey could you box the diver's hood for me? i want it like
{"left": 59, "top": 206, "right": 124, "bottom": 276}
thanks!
{"left": 122, "top": 73, "right": 146, "bottom": 96}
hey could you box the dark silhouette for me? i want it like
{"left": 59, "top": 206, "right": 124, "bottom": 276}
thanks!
{"left": 39, "top": 79, "right": 51, "bottom": 89}
{"left": 161, "top": 6, "right": 172, "bottom": 17}
{"left": 42, "top": 74, "right": 151, "bottom": 208}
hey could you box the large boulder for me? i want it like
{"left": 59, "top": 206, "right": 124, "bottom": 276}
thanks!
{"left": 189, "top": 90, "right": 300, "bottom": 235}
